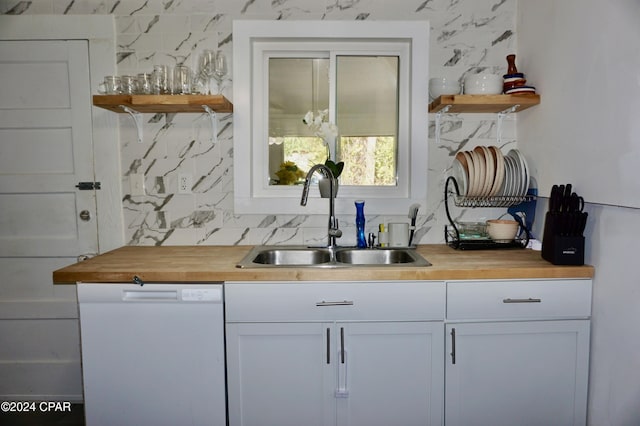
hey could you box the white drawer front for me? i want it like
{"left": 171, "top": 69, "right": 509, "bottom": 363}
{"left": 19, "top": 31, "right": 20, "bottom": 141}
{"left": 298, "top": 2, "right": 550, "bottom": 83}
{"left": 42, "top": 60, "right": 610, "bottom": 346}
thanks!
{"left": 225, "top": 281, "right": 445, "bottom": 322}
{"left": 446, "top": 279, "right": 592, "bottom": 320}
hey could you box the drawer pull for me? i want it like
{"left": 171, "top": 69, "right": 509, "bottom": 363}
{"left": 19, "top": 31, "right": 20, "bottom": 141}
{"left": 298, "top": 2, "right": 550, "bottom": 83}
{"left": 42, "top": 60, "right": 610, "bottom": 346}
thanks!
{"left": 316, "top": 300, "right": 354, "bottom": 307}
{"left": 503, "top": 298, "right": 542, "bottom": 304}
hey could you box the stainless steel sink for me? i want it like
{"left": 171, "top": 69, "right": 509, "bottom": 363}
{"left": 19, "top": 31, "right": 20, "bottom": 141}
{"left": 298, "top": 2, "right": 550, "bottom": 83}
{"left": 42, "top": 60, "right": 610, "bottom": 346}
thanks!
{"left": 334, "top": 248, "right": 430, "bottom": 266}
{"left": 250, "top": 247, "right": 332, "bottom": 266}
{"left": 236, "top": 246, "right": 431, "bottom": 268}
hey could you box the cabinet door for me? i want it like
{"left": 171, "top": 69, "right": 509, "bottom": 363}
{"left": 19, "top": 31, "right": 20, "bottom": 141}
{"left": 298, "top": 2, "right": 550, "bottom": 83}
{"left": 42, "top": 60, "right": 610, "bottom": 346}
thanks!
{"left": 445, "top": 320, "right": 590, "bottom": 426}
{"left": 226, "top": 322, "right": 335, "bottom": 426}
{"left": 337, "top": 321, "right": 444, "bottom": 426}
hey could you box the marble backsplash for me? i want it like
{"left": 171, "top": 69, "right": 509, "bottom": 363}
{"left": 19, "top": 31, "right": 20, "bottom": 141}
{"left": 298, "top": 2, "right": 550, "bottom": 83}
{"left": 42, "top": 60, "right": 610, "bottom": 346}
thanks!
{"left": 2, "top": 0, "right": 519, "bottom": 246}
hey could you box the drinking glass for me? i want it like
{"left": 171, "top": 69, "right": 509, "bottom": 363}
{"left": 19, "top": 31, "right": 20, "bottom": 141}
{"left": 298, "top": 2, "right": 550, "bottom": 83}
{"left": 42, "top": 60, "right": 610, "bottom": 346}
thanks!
{"left": 152, "top": 64, "right": 170, "bottom": 94}
{"left": 212, "top": 50, "right": 228, "bottom": 94}
{"left": 173, "top": 65, "right": 192, "bottom": 95}
{"left": 197, "top": 50, "right": 216, "bottom": 94}
{"left": 136, "top": 73, "right": 152, "bottom": 94}
{"left": 121, "top": 75, "right": 138, "bottom": 94}
{"left": 98, "top": 76, "right": 121, "bottom": 94}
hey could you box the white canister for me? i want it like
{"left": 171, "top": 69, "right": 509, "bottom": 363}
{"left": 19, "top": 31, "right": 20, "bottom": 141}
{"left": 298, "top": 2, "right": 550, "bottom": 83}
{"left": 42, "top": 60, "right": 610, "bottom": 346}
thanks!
{"left": 388, "top": 222, "right": 409, "bottom": 247}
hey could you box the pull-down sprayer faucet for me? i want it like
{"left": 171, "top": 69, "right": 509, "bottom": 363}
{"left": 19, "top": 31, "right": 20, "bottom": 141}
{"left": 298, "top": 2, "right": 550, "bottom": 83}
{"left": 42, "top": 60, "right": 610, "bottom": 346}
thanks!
{"left": 300, "top": 164, "right": 342, "bottom": 248}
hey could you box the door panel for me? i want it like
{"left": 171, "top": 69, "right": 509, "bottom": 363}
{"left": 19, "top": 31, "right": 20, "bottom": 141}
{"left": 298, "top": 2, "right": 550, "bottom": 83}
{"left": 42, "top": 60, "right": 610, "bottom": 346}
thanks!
{"left": 445, "top": 321, "right": 590, "bottom": 426}
{"left": 0, "top": 40, "right": 97, "bottom": 257}
{"left": 337, "top": 321, "right": 444, "bottom": 426}
{"left": 0, "top": 39, "right": 97, "bottom": 400}
{"left": 226, "top": 322, "right": 335, "bottom": 426}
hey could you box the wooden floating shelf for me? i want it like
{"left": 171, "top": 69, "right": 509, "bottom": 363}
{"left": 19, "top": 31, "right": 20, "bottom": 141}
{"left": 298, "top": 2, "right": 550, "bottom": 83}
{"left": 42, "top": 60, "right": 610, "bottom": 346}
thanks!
{"left": 93, "top": 94, "right": 233, "bottom": 113}
{"left": 429, "top": 94, "right": 540, "bottom": 113}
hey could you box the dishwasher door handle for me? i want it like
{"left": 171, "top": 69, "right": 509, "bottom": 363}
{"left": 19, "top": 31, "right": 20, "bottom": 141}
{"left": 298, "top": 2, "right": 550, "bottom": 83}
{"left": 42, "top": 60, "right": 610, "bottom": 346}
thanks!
{"left": 122, "top": 290, "right": 179, "bottom": 301}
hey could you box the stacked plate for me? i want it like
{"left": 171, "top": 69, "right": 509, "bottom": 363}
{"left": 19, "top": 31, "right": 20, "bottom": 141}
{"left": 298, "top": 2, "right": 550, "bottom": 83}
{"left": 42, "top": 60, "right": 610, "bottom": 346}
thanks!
{"left": 502, "top": 72, "right": 536, "bottom": 95}
{"left": 450, "top": 146, "right": 530, "bottom": 198}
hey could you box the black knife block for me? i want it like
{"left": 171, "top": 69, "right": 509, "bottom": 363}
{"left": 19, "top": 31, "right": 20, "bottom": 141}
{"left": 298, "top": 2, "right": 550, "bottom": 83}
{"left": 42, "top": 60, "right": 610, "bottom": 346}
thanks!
{"left": 541, "top": 212, "right": 585, "bottom": 265}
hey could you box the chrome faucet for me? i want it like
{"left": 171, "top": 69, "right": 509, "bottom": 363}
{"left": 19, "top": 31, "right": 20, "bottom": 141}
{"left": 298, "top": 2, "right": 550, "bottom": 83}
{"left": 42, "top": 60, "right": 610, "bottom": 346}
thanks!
{"left": 300, "top": 164, "right": 342, "bottom": 248}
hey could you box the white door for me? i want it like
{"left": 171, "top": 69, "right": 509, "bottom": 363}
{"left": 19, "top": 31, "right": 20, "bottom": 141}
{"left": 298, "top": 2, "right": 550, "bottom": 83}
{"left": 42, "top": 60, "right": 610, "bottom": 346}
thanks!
{"left": 336, "top": 321, "right": 444, "bottom": 426}
{"left": 226, "top": 322, "right": 335, "bottom": 426}
{"left": 445, "top": 321, "right": 590, "bottom": 426}
{"left": 0, "top": 40, "right": 98, "bottom": 400}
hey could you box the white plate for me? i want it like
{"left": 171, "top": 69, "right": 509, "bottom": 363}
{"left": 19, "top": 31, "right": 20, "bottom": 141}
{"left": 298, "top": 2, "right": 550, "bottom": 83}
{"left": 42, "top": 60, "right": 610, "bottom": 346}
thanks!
{"left": 508, "top": 149, "right": 530, "bottom": 196}
{"left": 502, "top": 155, "right": 514, "bottom": 196}
{"left": 506, "top": 155, "right": 521, "bottom": 196}
{"left": 451, "top": 157, "right": 468, "bottom": 196}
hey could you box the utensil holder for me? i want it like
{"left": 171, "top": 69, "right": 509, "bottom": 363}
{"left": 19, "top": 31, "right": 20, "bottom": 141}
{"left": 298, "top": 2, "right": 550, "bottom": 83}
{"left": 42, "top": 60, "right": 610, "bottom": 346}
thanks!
{"left": 541, "top": 212, "right": 585, "bottom": 265}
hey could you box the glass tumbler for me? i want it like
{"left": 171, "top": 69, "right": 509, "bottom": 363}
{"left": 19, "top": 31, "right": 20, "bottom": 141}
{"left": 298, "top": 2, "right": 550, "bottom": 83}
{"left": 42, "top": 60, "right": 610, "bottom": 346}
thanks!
{"left": 136, "top": 73, "right": 153, "bottom": 94}
{"left": 152, "top": 65, "right": 170, "bottom": 94}
{"left": 121, "top": 75, "right": 138, "bottom": 94}
{"left": 173, "top": 65, "right": 192, "bottom": 95}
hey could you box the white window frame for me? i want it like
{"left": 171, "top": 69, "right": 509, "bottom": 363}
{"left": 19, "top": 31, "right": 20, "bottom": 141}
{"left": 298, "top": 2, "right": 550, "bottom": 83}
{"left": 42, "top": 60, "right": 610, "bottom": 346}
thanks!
{"left": 233, "top": 20, "right": 429, "bottom": 215}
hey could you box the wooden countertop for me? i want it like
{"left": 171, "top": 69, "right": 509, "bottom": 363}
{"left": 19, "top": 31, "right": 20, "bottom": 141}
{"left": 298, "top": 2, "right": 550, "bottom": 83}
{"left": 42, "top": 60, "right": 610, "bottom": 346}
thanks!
{"left": 52, "top": 245, "right": 594, "bottom": 284}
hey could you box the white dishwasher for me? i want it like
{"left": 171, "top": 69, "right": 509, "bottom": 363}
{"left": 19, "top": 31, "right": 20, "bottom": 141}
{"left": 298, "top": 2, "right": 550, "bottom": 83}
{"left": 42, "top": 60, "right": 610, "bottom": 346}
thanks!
{"left": 77, "top": 283, "right": 226, "bottom": 426}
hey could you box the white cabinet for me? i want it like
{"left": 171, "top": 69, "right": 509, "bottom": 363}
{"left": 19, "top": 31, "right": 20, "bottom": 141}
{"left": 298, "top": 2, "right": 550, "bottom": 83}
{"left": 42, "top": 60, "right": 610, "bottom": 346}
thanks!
{"left": 225, "top": 322, "right": 333, "bottom": 426}
{"left": 444, "top": 279, "right": 592, "bottom": 426}
{"left": 225, "top": 281, "right": 446, "bottom": 426}
{"left": 224, "top": 277, "right": 592, "bottom": 426}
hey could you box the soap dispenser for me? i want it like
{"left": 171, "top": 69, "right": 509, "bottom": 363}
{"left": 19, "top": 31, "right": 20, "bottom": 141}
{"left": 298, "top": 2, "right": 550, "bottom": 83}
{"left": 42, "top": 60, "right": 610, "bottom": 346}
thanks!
{"left": 355, "top": 200, "right": 367, "bottom": 248}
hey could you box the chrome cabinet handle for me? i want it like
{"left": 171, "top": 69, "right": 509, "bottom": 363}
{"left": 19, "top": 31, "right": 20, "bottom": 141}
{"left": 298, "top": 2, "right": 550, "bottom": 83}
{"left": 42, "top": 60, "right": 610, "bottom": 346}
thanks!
{"left": 316, "top": 300, "right": 354, "bottom": 307}
{"left": 503, "top": 298, "right": 542, "bottom": 303}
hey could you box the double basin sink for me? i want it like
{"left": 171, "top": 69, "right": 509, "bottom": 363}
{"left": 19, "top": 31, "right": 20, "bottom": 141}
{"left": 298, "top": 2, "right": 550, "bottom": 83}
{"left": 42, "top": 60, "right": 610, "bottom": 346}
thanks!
{"left": 237, "top": 245, "right": 431, "bottom": 268}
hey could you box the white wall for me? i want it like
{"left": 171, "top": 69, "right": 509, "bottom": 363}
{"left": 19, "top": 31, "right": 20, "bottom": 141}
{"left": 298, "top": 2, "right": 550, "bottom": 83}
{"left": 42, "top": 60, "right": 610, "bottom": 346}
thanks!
{"left": 520, "top": 1, "right": 640, "bottom": 424}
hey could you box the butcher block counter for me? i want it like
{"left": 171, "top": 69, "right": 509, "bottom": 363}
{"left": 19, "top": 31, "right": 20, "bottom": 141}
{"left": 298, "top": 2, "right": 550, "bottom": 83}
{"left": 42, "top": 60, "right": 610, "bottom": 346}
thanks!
{"left": 53, "top": 244, "right": 594, "bottom": 283}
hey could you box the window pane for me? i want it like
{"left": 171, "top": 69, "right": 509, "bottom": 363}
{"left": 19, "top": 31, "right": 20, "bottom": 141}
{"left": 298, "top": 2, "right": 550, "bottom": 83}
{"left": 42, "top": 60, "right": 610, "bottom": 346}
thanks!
{"left": 336, "top": 56, "right": 399, "bottom": 186}
{"left": 339, "top": 136, "right": 396, "bottom": 186}
{"left": 268, "top": 58, "right": 329, "bottom": 185}
{"left": 268, "top": 136, "right": 327, "bottom": 185}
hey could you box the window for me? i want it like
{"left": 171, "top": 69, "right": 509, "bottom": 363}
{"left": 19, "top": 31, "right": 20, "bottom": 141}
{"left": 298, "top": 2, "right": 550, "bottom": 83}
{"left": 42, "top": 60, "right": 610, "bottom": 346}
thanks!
{"left": 233, "top": 20, "right": 429, "bottom": 214}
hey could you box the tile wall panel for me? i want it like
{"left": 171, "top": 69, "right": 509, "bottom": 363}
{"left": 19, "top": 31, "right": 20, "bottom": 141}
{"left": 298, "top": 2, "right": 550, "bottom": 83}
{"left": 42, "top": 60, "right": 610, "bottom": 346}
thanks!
{"left": 2, "top": 0, "right": 520, "bottom": 246}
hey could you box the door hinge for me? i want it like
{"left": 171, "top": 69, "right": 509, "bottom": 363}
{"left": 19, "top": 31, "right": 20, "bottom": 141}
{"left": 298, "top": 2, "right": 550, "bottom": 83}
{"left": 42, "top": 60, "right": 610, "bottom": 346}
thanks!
{"left": 76, "top": 181, "right": 101, "bottom": 190}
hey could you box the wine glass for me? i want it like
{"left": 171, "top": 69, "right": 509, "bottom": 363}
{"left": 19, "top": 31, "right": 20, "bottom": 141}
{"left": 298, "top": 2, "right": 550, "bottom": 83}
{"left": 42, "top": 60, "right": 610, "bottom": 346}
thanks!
{"left": 212, "top": 50, "right": 228, "bottom": 94}
{"left": 197, "top": 49, "right": 216, "bottom": 94}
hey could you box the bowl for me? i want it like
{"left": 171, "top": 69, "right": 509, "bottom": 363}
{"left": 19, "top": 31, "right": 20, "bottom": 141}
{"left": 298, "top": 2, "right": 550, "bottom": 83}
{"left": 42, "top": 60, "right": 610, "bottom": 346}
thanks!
{"left": 429, "top": 77, "right": 461, "bottom": 100}
{"left": 486, "top": 219, "right": 519, "bottom": 242}
{"left": 463, "top": 73, "right": 503, "bottom": 95}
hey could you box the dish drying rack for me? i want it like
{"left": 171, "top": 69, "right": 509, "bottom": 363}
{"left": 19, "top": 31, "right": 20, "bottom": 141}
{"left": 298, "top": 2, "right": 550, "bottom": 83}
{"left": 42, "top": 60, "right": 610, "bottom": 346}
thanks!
{"left": 444, "top": 176, "right": 536, "bottom": 250}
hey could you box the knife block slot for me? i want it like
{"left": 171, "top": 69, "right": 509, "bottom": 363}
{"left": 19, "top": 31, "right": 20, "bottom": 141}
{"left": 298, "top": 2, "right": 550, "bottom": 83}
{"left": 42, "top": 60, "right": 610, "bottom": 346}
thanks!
{"left": 541, "top": 213, "right": 585, "bottom": 265}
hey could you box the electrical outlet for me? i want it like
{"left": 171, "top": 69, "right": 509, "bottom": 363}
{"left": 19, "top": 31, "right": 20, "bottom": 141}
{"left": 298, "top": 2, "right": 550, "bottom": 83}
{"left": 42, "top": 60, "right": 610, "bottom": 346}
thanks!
{"left": 130, "top": 173, "right": 145, "bottom": 196}
{"left": 178, "top": 173, "right": 192, "bottom": 194}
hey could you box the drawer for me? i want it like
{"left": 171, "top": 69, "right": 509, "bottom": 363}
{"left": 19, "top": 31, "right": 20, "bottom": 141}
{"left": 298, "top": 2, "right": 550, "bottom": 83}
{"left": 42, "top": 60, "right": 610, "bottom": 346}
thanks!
{"left": 446, "top": 279, "right": 592, "bottom": 320}
{"left": 225, "top": 281, "right": 445, "bottom": 322}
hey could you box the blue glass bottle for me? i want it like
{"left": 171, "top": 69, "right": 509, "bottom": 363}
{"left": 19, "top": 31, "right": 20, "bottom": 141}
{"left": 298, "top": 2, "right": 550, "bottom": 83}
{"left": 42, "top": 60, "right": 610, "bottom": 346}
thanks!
{"left": 355, "top": 200, "right": 367, "bottom": 248}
